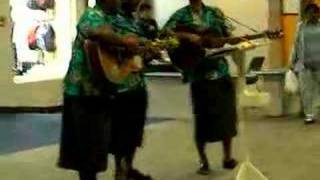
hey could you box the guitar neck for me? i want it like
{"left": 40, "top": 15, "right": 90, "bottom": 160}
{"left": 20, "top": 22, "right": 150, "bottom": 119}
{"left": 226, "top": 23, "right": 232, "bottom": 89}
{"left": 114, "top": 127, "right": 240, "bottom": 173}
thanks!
{"left": 223, "top": 33, "right": 266, "bottom": 45}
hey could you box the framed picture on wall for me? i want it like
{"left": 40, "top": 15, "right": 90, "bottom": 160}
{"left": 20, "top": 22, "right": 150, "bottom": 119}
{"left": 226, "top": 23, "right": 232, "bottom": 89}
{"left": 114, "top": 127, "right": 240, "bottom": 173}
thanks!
{"left": 282, "top": 0, "right": 300, "bottom": 14}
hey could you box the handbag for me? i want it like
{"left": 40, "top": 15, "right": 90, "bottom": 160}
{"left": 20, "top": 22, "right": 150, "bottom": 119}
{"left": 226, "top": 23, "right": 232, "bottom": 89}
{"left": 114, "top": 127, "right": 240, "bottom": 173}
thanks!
{"left": 284, "top": 69, "right": 299, "bottom": 94}
{"left": 36, "top": 22, "right": 56, "bottom": 52}
{"left": 27, "top": 25, "right": 39, "bottom": 50}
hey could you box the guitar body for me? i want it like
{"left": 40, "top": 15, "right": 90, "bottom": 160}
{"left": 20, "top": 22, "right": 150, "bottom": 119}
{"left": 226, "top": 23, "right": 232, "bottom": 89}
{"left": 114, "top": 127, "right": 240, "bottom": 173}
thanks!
{"left": 168, "top": 25, "right": 214, "bottom": 72}
{"left": 168, "top": 41, "right": 205, "bottom": 72}
{"left": 83, "top": 40, "right": 143, "bottom": 84}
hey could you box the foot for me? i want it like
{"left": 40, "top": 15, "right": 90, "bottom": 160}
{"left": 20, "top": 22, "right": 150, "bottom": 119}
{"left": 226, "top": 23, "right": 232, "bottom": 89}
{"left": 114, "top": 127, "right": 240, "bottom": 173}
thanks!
{"left": 128, "top": 169, "right": 153, "bottom": 180}
{"left": 223, "top": 159, "right": 238, "bottom": 169}
{"left": 196, "top": 162, "right": 210, "bottom": 175}
{"left": 304, "top": 118, "right": 315, "bottom": 125}
{"left": 16, "top": 70, "right": 23, "bottom": 76}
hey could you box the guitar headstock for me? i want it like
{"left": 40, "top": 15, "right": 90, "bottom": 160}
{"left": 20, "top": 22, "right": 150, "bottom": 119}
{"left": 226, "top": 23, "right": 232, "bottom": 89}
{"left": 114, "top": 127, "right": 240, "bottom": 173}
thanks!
{"left": 264, "top": 30, "right": 284, "bottom": 39}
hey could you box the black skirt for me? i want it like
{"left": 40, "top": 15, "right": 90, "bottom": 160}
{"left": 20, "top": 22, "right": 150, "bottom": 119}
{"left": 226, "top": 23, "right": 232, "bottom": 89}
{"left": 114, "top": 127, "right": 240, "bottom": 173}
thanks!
{"left": 191, "top": 76, "right": 237, "bottom": 143}
{"left": 109, "top": 87, "right": 148, "bottom": 155}
{"left": 58, "top": 96, "right": 111, "bottom": 173}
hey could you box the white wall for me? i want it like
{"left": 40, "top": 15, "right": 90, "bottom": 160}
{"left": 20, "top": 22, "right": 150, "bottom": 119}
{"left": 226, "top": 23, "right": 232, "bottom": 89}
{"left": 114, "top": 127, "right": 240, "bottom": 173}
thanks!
{"left": 0, "top": 0, "right": 80, "bottom": 107}
{"left": 153, "top": 0, "right": 187, "bottom": 28}
{"left": 154, "top": 0, "right": 269, "bottom": 31}
{"left": 9, "top": 0, "right": 73, "bottom": 75}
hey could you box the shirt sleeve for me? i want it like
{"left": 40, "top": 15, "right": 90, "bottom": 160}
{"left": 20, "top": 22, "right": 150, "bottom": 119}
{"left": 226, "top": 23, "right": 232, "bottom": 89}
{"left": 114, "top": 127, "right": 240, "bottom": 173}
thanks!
{"left": 162, "top": 10, "right": 183, "bottom": 30}
{"left": 211, "top": 7, "right": 232, "bottom": 37}
{"left": 77, "top": 9, "right": 108, "bottom": 38}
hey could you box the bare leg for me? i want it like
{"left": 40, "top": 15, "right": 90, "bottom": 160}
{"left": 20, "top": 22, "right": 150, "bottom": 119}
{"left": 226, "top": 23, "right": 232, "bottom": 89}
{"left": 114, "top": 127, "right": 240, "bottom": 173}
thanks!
{"left": 195, "top": 140, "right": 210, "bottom": 175}
{"left": 126, "top": 149, "right": 153, "bottom": 180}
{"left": 222, "top": 138, "right": 232, "bottom": 161}
{"left": 196, "top": 141, "right": 209, "bottom": 166}
{"left": 114, "top": 154, "right": 128, "bottom": 180}
{"left": 222, "top": 137, "right": 238, "bottom": 169}
{"left": 125, "top": 149, "right": 135, "bottom": 170}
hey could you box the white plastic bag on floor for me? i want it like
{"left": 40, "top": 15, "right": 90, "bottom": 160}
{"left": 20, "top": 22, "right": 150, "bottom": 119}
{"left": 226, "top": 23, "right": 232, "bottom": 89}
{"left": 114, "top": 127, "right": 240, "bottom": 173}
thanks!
{"left": 284, "top": 70, "right": 299, "bottom": 94}
{"left": 236, "top": 161, "right": 268, "bottom": 180}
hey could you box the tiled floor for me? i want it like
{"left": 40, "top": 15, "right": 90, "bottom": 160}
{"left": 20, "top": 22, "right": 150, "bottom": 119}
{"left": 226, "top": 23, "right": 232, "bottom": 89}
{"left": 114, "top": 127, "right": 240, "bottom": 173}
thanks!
{"left": 0, "top": 113, "right": 61, "bottom": 154}
{"left": 0, "top": 119, "right": 242, "bottom": 180}
{"left": 2, "top": 110, "right": 320, "bottom": 179}
{"left": 0, "top": 113, "right": 174, "bottom": 155}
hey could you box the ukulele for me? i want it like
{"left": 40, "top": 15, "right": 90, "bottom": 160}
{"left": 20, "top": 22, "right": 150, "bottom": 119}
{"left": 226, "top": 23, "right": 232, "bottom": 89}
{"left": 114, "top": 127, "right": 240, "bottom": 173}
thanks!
{"left": 83, "top": 37, "right": 179, "bottom": 84}
{"left": 166, "top": 24, "right": 283, "bottom": 72}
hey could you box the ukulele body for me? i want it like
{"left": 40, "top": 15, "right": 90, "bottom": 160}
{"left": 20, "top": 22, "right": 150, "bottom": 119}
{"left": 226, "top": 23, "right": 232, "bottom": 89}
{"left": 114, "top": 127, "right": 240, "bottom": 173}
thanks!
{"left": 168, "top": 24, "right": 222, "bottom": 73}
{"left": 83, "top": 40, "right": 143, "bottom": 84}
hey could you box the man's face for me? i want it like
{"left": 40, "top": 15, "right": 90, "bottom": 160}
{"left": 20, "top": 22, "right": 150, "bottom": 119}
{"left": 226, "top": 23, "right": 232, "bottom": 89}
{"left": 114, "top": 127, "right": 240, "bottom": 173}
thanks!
{"left": 140, "top": 9, "right": 152, "bottom": 19}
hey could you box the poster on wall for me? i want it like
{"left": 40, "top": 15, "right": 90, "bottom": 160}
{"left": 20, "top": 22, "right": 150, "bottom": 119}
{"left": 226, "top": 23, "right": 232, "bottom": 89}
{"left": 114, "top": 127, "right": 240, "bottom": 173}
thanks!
{"left": 9, "top": 0, "right": 74, "bottom": 84}
{"left": 282, "top": 0, "right": 300, "bottom": 14}
{"left": 10, "top": 0, "right": 56, "bottom": 79}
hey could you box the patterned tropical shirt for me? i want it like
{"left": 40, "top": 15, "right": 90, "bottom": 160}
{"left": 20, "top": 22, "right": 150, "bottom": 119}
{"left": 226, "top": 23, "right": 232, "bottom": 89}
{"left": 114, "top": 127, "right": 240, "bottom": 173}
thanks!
{"left": 111, "top": 13, "right": 147, "bottom": 93}
{"left": 163, "top": 4, "right": 232, "bottom": 82}
{"left": 64, "top": 5, "right": 146, "bottom": 96}
{"left": 64, "top": 5, "right": 117, "bottom": 96}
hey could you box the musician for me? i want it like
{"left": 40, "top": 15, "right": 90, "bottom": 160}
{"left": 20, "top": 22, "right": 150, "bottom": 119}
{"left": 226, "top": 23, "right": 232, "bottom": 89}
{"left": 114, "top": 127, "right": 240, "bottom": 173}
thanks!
{"left": 136, "top": 3, "right": 159, "bottom": 40}
{"left": 291, "top": 3, "right": 320, "bottom": 124}
{"left": 163, "top": 0, "right": 238, "bottom": 175}
{"left": 58, "top": 0, "right": 141, "bottom": 180}
{"left": 107, "top": 0, "right": 158, "bottom": 179}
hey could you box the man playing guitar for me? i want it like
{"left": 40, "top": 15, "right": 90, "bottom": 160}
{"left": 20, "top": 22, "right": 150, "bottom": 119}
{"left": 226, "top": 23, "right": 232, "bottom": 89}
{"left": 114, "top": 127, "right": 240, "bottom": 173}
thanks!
{"left": 163, "top": 0, "right": 239, "bottom": 175}
{"left": 58, "top": 0, "right": 142, "bottom": 180}
{"left": 104, "top": 0, "right": 159, "bottom": 179}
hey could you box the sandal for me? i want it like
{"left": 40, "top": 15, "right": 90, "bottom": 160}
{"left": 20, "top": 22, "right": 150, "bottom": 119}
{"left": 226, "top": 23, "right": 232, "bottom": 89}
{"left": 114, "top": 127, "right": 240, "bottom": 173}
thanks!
{"left": 196, "top": 162, "right": 210, "bottom": 175}
{"left": 223, "top": 159, "right": 238, "bottom": 169}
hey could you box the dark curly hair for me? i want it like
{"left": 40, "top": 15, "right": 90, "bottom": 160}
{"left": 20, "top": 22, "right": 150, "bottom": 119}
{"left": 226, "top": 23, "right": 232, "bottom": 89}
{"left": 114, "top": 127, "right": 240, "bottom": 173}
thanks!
{"left": 304, "top": 3, "right": 320, "bottom": 14}
{"left": 302, "top": 3, "right": 320, "bottom": 20}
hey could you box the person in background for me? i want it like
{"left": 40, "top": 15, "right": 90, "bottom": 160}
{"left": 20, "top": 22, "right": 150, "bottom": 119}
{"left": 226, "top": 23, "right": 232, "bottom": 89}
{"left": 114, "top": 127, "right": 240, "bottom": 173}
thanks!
{"left": 163, "top": 0, "right": 238, "bottom": 175}
{"left": 8, "top": 4, "right": 19, "bottom": 75}
{"left": 291, "top": 3, "right": 320, "bottom": 124}
{"left": 136, "top": 3, "right": 159, "bottom": 40}
{"left": 58, "top": 0, "right": 140, "bottom": 180}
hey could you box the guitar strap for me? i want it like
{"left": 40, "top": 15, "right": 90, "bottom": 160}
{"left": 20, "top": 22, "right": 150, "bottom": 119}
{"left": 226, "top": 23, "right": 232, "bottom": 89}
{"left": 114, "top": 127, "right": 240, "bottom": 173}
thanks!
{"left": 225, "top": 15, "right": 260, "bottom": 33}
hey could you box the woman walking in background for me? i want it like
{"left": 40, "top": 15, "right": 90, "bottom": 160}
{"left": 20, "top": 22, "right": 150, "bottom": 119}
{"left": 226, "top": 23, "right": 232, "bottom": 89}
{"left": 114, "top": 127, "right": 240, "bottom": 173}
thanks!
{"left": 291, "top": 3, "right": 320, "bottom": 124}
